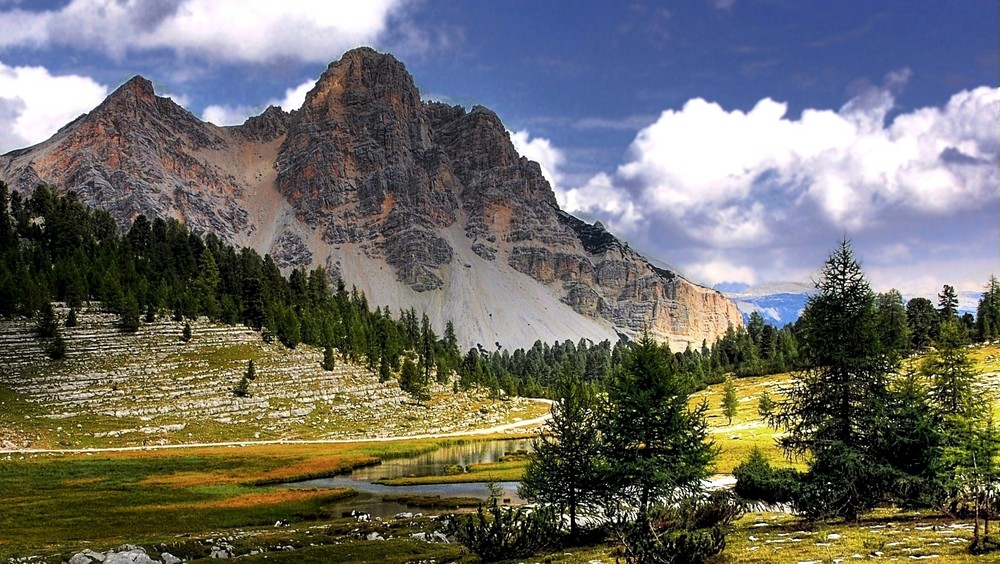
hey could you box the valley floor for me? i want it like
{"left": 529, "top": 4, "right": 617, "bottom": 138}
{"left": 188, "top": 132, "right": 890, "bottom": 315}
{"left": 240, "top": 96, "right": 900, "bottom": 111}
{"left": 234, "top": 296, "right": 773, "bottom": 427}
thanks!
{"left": 1, "top": 307, "right": 997, "bottom": 562}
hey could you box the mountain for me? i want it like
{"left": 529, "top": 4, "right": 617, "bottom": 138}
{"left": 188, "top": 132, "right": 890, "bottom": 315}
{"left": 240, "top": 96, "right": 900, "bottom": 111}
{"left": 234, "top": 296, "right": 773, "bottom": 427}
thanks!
{"left": 0, "top": 47, "right": 742, "bottom": 350}
{"left": 721, "top": 282, "right": 814, "bottom": 327}
{"left": 722, "top": 281, "right": 982, "bottom": 327}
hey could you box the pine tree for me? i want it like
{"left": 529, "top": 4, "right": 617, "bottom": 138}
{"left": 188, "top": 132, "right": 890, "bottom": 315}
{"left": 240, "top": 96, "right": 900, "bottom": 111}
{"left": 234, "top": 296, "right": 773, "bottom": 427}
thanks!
{"left": 923, "top": 320, "right": 979, "bottom": 420}
{"left": 722, "top": 378, "right": 738, "bottom": 425}
{"left": 65, "top": 307, "right": 77, "bottom": 328}
{"left": 600, "top": 333, "right": 715, "bottom": 517}
{"left": 907, "top": 297, "right": 939, "bottom": 351}
{"left": 875, "top": 289, "right": 910, "bottom": 359}
{"left": 244, "top": 359, "right": 256, "bottom": 381}
{"left": 181, "top": 322, "right": 192, "bottom": 342}
{"left": 977, "top": 275, "right": 1000, "bottom": 342}
{"left": 757, "top": 389, "right": 775, "bottom": 419}
{"left": 771, "top": 239, "right": 897, "bottom": 521}
{"left": 938, "top": 284, "right": 959, "bottom": 321}
{"left": 402, "top": 358, "right": 429, "bottom": 400}
{"left": 519, "top": 363, "right": 603, "bottom": 539}
{"left": 322, "top": 345, "right": 336, "bottom": 371}
{"left": 120, "top": 293, "right": 140, "bottom": 333}
{"left": 36, "top": 302, "right": 58, "bottom": 338}
{"left": 47, "top": 330, "right": 66, "bottom": 360}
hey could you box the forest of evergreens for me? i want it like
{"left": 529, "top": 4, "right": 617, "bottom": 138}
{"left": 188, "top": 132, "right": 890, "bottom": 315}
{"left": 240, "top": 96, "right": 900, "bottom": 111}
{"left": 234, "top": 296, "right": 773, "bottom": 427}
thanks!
{"left": 1, "top": 182, "right": 998, "bottom": 403}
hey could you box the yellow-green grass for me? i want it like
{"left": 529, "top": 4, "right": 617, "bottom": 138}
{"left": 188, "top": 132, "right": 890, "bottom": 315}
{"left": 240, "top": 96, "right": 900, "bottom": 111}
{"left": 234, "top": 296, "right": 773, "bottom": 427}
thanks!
{"left": 689, "top": 371, "right": 805, "bottom": 474}
{"left": 721, "top": 509, "right": 984, "bottom": 563}
{"left": 0, "top": 437, "right": 516, "bottom": 561}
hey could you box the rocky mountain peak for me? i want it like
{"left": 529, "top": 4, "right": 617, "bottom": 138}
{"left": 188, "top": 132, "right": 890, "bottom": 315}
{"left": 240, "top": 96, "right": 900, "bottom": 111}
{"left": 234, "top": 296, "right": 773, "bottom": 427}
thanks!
{"left": 0, "top": 48, "right": 744, "bottom": 350}
{"left": 235, "top": 105, "right": 289, "bottom": 142}
{"left": 303, "top": 47, "right": 422, "bottom": 125}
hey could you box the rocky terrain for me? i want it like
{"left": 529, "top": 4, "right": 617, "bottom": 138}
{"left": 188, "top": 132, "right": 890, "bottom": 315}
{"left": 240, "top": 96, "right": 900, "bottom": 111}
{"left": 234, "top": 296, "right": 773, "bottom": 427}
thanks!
{"left": 0, "top": 305, "right": 543, "bottom": 450}
{"left": 0, "top": 47, "right": 742, "bottom": 351}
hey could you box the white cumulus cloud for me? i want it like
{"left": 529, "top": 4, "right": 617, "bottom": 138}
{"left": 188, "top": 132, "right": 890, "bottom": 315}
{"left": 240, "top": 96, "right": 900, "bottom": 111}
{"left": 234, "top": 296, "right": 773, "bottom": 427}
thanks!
{"left": 567, "top": 74, "right": 1000, "bottom": 290}
{"left": 201, "top": 79, "right": 315, "bottom": 125}
{"left": 0, "top": 61, "right": 108, "bottom": 152}
{"left": 0, "top": 0, "right": 412, "bottom": 63}
{"left": 509, "top": 129, "right": 566, "bottom": 198}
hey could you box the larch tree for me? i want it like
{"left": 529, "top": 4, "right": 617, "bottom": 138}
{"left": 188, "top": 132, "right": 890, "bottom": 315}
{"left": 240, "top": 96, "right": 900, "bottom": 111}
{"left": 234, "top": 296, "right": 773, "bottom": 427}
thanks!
{"left": 600, "top": 333, "right": 715, "bottom": 518}
{"left": 722, "top": 378, "right": 738, "bottom": 425}
{"left": 519, "top": 362, "right": 603, "bottom": 540}
{"left": 771, "top": 238, "right": 897, "bottom": 521}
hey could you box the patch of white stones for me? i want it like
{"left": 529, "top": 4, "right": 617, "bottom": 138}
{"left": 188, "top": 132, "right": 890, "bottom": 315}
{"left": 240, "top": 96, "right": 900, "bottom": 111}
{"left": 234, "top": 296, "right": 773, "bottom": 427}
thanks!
{"left": 0, "top": 304, "right": 536, "bottom": 446}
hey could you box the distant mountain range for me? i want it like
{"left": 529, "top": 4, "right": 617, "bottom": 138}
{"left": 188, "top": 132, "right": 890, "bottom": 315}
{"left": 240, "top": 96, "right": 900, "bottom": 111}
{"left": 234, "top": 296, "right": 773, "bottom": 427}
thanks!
{"left": 719, "top": 282, "right": 981, "bottom": 327}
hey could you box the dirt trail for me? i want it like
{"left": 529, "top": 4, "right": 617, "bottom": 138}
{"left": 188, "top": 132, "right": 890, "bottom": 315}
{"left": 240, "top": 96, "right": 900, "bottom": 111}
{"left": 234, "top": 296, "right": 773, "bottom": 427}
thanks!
{"left": 0, "top": 400, "right": 553, "bottom": 455}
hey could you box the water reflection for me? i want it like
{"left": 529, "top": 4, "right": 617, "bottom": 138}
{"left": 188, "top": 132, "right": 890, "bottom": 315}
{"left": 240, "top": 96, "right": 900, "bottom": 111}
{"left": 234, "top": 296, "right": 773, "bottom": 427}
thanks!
{"left": 283, "top": 438, "right": 535, "bottom": 518}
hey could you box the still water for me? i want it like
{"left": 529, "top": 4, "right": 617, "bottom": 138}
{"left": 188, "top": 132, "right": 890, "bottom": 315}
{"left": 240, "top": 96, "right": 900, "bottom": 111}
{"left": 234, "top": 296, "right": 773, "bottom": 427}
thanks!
{"left": 283, "top": 438, "right": 535, "bottom": 518}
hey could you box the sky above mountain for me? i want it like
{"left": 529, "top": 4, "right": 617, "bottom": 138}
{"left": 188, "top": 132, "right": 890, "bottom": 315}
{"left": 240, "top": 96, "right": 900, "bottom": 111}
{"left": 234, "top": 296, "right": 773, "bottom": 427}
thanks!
{"left": 0, "top": 0, "right": 996, "bottom": 300}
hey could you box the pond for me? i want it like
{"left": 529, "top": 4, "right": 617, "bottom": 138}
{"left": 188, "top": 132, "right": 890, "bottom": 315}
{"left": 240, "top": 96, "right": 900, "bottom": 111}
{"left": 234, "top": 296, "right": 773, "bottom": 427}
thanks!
{"left": 283, "top": 438, "right": 535, "bottom": 518}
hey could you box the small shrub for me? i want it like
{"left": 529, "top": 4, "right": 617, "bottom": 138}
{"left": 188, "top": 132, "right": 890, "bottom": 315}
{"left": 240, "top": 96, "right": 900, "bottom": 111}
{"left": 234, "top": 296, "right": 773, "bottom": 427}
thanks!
{"left": 617, "top": 515, "right": 726, "bottom": 564}
{"left": 47, "top": 332, "right": 66, "bottom": 360}
{"left": 233, "top": 375, "right": 250, "bottom": 397}
{"left": 449, "top": 500, "right": 559, "bottom": 562}
{"left": 733, "top": 447, "right": 800, "bottom": 505}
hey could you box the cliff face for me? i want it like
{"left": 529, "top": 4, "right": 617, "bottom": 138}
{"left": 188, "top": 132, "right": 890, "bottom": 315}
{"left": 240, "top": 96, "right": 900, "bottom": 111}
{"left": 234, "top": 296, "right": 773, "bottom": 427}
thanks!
{"left": 0, "top": 47, "right": 742, "bottom": 350}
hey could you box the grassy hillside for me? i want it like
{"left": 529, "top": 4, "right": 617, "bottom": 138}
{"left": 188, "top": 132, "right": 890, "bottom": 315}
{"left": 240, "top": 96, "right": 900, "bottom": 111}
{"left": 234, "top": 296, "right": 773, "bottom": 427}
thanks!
{"left": 0, "top": 305, "right": 548, "bottom": 450}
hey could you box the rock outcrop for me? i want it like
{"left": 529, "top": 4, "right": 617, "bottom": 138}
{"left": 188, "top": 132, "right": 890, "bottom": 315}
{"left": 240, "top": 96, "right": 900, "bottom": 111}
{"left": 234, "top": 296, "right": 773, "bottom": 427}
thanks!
{"left": 0, "top": 47, "right": 742, "bottom": 350}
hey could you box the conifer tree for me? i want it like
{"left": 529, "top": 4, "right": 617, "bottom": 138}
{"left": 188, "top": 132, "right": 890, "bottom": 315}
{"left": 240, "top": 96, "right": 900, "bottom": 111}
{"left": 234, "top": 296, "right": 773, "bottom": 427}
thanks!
{"left": 771, "top": 239, "right": 897, "bottom": 521}
{"left": 757, "top": 389, "right": 775, "bottom": 419}
{"left": 907, "top": 297, "right": 939, "bottom": 351}
{"left": 938, "top": 284, "right": 959, "bottom": 321}
{"left": 119, "top": 293, "right": 140, "bottom": 333}
{"left": 875, "top": 289, "right": 910, "bottom": 359}
{"left": 722, "top": 378, "right": 738, "bottom": 425}
{"left": 322, "top": 345, "right": 336, "bottom": 371}
{"left": 600, "top": 333, "right": 715, "bottom": 517}
{"left": 519, "top": 363, "right": 603, "bottom": 539}
{"left": 977, "top": 275, "right": 1000, "bottom": 342}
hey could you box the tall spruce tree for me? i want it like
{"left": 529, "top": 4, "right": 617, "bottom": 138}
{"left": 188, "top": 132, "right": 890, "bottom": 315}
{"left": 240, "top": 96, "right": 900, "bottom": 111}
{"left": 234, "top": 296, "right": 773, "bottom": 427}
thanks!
{"left": 600, "top": 333, "right": 715, "bottom": 518}
{"left": 875, "top": 289, "right": 910, "bottom": 359}
{"left": 938, "top": 284, "right": 959, "bottom": 321}
{"left": 977, "top": 275, "right": 1000, "bottom": 342}
{"left": 907, "top": 297, "right": 939, "bottom": 351}
{"left": 771, "top": 239, "right": 897, "bottom": 520}
{"left": 519, "top": 363, "right": 603, "bottom": 539}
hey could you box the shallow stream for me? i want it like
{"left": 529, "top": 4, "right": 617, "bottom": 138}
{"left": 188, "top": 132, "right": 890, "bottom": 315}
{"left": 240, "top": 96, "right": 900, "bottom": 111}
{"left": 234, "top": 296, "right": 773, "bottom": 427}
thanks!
{"left": 283, "top": 438, "right": 535, "bottom": 518}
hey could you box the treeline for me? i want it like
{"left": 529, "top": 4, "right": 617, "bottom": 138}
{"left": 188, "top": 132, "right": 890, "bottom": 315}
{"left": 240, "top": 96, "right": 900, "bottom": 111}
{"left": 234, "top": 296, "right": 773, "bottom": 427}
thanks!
{"left": 3, "top": 183, "right": 998, "bottom": 401}
{"left": 0, "top": 183, "right": 460, "bottom": 399}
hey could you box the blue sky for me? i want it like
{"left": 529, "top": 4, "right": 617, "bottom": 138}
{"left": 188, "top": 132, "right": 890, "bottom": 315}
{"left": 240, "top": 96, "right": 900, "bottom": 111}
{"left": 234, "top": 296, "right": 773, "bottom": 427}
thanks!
{"left": 0, "top": 0, "right": 996, "bottom": 299}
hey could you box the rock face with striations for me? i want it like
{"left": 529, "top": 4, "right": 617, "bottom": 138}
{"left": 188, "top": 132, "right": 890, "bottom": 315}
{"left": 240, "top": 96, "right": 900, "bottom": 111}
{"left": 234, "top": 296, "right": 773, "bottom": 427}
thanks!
{"left": 0, "top": 47, "right": 742, "bottom": 350}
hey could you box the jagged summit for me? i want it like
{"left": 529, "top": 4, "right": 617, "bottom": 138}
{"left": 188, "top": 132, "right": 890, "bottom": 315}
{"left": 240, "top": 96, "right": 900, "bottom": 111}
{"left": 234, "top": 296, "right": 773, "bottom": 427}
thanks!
{"left": 0, "top": 49, "right": 743, "bottom": 350}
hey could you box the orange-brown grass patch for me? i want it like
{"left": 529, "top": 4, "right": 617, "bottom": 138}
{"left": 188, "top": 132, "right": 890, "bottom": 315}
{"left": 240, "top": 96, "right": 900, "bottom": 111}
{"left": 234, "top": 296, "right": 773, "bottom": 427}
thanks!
{"left": 137, "top": 488, "right": 350, "bottom": 512}
{"left": 140, "top": 470, "right": 241, "bottom": 488}
{"left": 248, "top": 454, "right": 379, "bottom": 485}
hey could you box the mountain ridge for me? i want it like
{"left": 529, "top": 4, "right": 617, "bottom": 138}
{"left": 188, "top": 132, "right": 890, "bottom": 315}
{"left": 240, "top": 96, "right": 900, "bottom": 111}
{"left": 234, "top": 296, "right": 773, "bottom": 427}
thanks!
{"left": 0, "top": 47, "right": 742, "bottom": 351}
